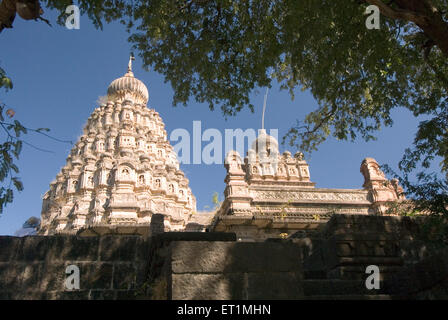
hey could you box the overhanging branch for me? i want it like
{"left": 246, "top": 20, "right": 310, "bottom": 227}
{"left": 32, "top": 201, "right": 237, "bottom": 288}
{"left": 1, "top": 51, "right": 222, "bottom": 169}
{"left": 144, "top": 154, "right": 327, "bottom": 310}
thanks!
{"left": 365, "top": 0, "right": 427, "bottom": 25}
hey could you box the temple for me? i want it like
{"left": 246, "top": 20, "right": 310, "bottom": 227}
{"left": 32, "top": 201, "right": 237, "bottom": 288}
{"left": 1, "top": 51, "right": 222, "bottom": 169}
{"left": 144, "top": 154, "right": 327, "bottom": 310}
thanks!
{"left": 39, "top": 59, "right": 405, "bottom": 238}
{"left": 211, "top": 131, "right": 406, "bottom": 240}
{"left": 39, "top": 57, "right": 197, "bottom": 235}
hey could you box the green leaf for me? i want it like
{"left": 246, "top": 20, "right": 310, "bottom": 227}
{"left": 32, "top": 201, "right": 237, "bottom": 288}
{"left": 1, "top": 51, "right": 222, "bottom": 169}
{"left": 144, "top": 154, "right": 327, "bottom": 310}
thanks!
{"left": 12, "top": 177, "right": 23, "bottom": 192}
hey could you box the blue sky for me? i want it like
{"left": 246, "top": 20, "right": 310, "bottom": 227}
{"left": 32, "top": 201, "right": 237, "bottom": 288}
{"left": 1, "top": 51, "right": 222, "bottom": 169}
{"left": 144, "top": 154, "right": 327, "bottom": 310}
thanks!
{"left": 0, "top": 8, "right": 424, "bottom": 235}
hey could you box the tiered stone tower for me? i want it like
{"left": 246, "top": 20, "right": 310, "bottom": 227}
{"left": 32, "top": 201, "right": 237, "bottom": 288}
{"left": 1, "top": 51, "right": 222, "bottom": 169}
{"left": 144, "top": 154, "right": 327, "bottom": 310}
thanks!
{"left": 39, "top": 57, "right": 196, "bottom": 235}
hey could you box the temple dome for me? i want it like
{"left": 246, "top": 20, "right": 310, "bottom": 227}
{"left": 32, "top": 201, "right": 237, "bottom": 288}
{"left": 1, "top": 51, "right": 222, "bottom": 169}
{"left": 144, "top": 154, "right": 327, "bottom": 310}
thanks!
{"left": 251, "top": 129, "right": 279, "bottom": 154}
{"left": 107, "top": 57, "right": 149, "bottom": 104}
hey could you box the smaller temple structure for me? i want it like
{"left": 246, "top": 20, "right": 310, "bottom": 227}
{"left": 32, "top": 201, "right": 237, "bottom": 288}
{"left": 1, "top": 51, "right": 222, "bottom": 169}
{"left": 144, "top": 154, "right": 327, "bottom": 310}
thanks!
{"left": 211, "top": 130, "right": 405, "bottom": 240}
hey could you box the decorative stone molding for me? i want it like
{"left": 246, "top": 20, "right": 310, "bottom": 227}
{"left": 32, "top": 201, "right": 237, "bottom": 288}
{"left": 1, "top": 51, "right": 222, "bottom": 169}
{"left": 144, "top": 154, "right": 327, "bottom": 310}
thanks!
{"left": 360, "top": 158, "right": 405, "bottom": 214}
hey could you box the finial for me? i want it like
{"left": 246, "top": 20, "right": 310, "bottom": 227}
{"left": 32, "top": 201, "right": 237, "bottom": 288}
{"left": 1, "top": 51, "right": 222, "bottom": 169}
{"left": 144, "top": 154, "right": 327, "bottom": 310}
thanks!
{"left": 261, "top": 87, "right": 269, "bottom": 130}
{"left": 127, "top": 53, "right": 135, "bottom": 75}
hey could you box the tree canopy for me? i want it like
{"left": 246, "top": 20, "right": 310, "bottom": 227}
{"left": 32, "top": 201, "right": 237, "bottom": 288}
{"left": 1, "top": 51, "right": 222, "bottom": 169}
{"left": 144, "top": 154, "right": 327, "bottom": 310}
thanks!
{"left": 1, "top": 1, "right": 448, "bottom": 217}
{"left": 1, "top": 1, "right": 446, "bottom": 170}
{"left": 40, "top": 1, "right": 447, "bottom": 172}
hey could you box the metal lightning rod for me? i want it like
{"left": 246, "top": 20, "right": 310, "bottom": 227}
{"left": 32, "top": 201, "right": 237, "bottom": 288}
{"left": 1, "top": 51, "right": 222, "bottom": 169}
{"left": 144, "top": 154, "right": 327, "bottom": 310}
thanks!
{"left": 261, "top": 87, "right": 269, "bottom": 130}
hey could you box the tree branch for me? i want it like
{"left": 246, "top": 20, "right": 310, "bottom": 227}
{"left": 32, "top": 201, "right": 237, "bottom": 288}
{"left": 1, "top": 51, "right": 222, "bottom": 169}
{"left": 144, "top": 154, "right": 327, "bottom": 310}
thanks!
{"left": 365, "top": 0, "right": 427, "bottom": 24}
{"left": 365, "top": 0, "right": 448, "bottom": 57}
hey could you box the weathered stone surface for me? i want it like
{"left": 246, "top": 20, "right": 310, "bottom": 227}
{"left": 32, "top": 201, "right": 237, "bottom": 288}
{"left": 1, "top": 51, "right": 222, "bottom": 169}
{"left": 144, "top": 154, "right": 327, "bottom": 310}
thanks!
{"left": 302, "top": 279, "right": 386, "bottom": 296}
{"left": 47, "top": 236, "right": 100, "bottom": 261}
{"left": 80, "top": 262, "right": 113, "bottom": 290}
{"left": 0, "top": 262, "right": 25, "bottom": 289}
{"left": 246, "top": 272, "right": 303, "bottom": 299}
{"left": 16, "top": 236, "right": 53, "bottom": 261}
{"left": 149, "top": 214, "right": 165, "bottom": 234}
{"left": 0, "top": 236, "right": 21, "bottom": 262}
{"left": 171, "top": 274, "right": 245, "bottom": 300}
{"left": 1, "top": 214, "right": 447, "bottom": 300}
{"left": 39, "top": 263, "right": 67, "bottom": 291}
{"left": 385, "top": 247, "right": 448, "bottom": 297}
{"left": 171, "top": 241, "right": 303, "bottom": 274}
{"left": 99, "top": 236, "right": 138, "bottom": 261}
{"left": 115, "top": 290, "right": 138, "bottom": 300}
{"left": 55, "top": 290, "right": 91, "bottom": 300}
{"left": 88, "top": 290, "right": 117, "bottom": 300}
{"left": 324, "top": 214, "right": 421, "bottom": 238}
{"left": 113, "top": 263, "right": 137, "bottom": 290}
{"left": 11, "top": 236, "right": 100, "bottom": 262}
{"left": 327, "top": 265, "right": 403, "bottom": 281}
{"left": 153, "top": 232, "right": 236, "bottom": 243}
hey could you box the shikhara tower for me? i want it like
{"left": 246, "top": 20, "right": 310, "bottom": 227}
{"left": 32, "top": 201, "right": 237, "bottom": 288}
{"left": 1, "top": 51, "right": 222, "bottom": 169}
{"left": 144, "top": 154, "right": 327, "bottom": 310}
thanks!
{"left": 39, "top": 57, "right": 196, "bottom": 235}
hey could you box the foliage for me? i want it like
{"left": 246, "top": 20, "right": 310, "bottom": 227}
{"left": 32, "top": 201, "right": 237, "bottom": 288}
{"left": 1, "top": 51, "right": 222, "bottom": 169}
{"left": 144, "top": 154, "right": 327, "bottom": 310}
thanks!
{"left": 211, "top": 191, "right": 220, "bottom": 206}
{"left": 0, "top": 68, "right": 24, "bottom": 213}
{"left": 5, "top": 1, "right": 448, "bottom": 219}
{"left": 41, "top": 1, "right": 448, "bottom": 174}
{"left": 203, "top": 191, "right": 221, "bottom": 212}
{"left": 383, "top": 164, "right": 448, "bottom": 246}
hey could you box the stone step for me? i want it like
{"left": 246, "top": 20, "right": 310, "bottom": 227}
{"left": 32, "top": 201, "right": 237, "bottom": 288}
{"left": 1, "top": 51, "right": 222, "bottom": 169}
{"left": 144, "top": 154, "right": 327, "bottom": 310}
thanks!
{"left": 327, "top": 265, "right": 404, "bottom": 280}
{"left": 302, "top": 279, "right": 387, "bottom": 296}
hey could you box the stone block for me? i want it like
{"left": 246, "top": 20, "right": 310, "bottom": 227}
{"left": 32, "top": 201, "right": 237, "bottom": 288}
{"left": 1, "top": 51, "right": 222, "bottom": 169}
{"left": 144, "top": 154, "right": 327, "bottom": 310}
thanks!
{"left": 21, "top": 262, "right": 45, "bottom": 290}
{"left": 327, "top": 265, "right": 402, "bottom": 281}
{"left": 149, "top": 214, "right": 165, "bottom": 234}
{"left": 40, "top": 262, "right": 106, "bottom": 292}
{"left": 79, "top": 262, "right": 114, "bottom": 290}
{"left": 99, "top": 236, "right": 138, "bottom": 261}
{"left": 115, "top": 290, "right": 138, "bottom": 300}
{"left": 55, "top": 290, "right": 90, "bottom": 300}
{"left": 0, "top": 236, "right": 22, "bottom": 262}
{"left": 152, "top": 232, "right": 236, "bottom": 244}
{"left": 246, "top": 272, "right": 304, "bottom": 299}
{"left": 89, "top": 290, "right": 117, "bottom": 300}
{"left": 47, "top": 236, "right": 100, "bottom": 262}
{"left": 0, "top": 262, "right": 24, "bottom": 290}
{"left": 135, "top": 238, "right": 151, "bottom": 262}
{"left": 171, "top": 241, "right": 303, "bottom": 274}
{"left": 171, "top": 273, "right": 244, "bottom": 300}
{"left": 13, "top": 236, "right": 100, "bottom": 262}
{"left": 302, "top": 279, "right": 386, "bottom": 296}
{"left": 15, "top": 236, "right": 50, "bottom": 261}
{"left": 113, "top": 263, "right": 137, "bottom": 290}
{"left": 398, "top": 240, "right": 431, "bottom": 264}
{"left": 39, "top": 263, "right": 69, "bottom": 291}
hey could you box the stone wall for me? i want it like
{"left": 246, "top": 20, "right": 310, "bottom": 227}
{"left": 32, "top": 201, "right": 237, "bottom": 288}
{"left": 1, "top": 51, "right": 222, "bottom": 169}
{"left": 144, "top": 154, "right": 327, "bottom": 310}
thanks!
{"left": 0, "top": 215, "right": 447, "bottom": 300}
{"left": 0, "top": 235, "right": 150, "bottom": 299}
{"left": 385, "top": 247, "right": 448, "bottom": 299}
{"left": 302, "top": 214, "right": 435, "bottom": 281}
{"left": 168, "top": 241, "right": 304, "bottom": 299}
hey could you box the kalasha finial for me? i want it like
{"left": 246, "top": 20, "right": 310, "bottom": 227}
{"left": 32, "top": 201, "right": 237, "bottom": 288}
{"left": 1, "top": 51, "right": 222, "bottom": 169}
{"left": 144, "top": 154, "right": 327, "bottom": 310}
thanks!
{"left": 127, "top": 53, "right": 135, "bottom": 76}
